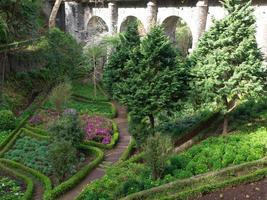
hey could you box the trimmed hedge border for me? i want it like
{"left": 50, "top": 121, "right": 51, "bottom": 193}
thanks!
{"left": 83, "top": 121, "right": 119, "bottom": 149}
{"left": 119, "top": 137, "right": 136, "bottom": 162}
{"left": 0, "top": 129, "right": 23, "bottom": 157}
{"left": 0, "top": 115, "right": 29, "bottom": 151}
{"left": 72, "top": 94, "right": 109, "bottom": 103}
{"left": 46, "top": 145, "right": 104, "bottom": 200}
{"left": 122, "top": 157, "right": 267, "bottom": 200}
{"left": 24, "top": 124, "right": 49, "bottom": 136}
{"left": 0, "top": 92, "right": 48, "bottom": 154}
{"left": 0, "top": 128, "right": 104, "bottom": 200}
{"left": 22, "top": 128, "right": 49, "bottom": 140}
{"left": 0, "top": 158, "right": 53, "bottom": 199}
{"left": 0, "top": 163, "right": 34, "bottom": 200}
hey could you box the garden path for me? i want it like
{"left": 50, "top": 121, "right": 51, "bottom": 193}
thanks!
{"left": 58, "top": 102, "right": 131, "bottom": 200}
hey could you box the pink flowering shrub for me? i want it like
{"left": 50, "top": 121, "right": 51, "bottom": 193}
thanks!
{"left": 29, "top": 114, "right": 43, "bottom": 125}
{"left": 82, "top": 115, "right": 113, "bottom": 144}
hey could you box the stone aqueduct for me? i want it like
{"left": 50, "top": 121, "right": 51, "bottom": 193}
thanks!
{"left": 58, "top": 0, "right": 267, "bottom": 56}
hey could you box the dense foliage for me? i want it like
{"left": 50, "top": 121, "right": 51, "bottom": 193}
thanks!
{"left": 49, "top": 109, "right": 83, "bottom": 147}
{"left": 190, "top": 0, "right": 266, "bottom": 133}
{"left": 49, "top": 82, "right": 72, "bottom": 112}
{"left": 0, "top": 0, "right": 43, "bottom": 44}
{"left": 48, "top": 140, "right": 78, "bottom": 181}
{"left": 103, "top": 21, "right": 140, "bottom": 96}
{"left": 143, "top": 134, "right": 173, "bottom": 179}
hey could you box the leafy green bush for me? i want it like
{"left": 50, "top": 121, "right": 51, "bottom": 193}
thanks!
{"left": 0, "top": 110, "right": 16, "bottom": 131}
{"left": 49, "top": 109, "right": 83, "bottom": 147}
{"left": 143, "top": 134, "right": 173, "bottom": 180}
{"left": 77, "top": 162, "right": 153, "bottom": 200}
{"left": 166, "top": 128, "right": 267, "bottom": 177}
{"left": 49, "top": 82, "right": 72, "bottom": 112}
{"left": 48, "top": 141, "right": 78, "bottom": 182}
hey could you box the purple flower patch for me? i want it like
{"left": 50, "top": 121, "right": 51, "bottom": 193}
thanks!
{"left": 82, "top": 115, "right": 113, "bottom": 144}
{"left": 29, "top": 114, "right": 43, "bottom": 125}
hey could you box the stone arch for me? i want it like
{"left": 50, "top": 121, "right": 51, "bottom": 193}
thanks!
{"left": 162, "top": 16, "right": 193, "bottom": 56}
{"left": 119, "top": 16, "right": 146, "bottom": 36}
{"left": 86, "top": 16, "right": 109, "bottom": 43}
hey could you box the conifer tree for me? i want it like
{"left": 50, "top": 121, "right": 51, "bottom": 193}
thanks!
{"left": 103, "top": 21, "right": 140, "bottom": 97}
{"left": 191, "top": 0, "right": 266, "bottom": 134}
{"left": 118, "top": 26, "right": 188, "bottom": 130}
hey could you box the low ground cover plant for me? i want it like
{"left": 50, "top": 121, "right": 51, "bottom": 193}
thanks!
{"left": 0, "top": 176, "right": 25, "bottom": 200}
{"left": 72, "top": 81, "right": 108, "bottom": 101}
{"left": 82, "top": 115, "right": 113, "bottom": 144}
{"left": 4, "top": 136, "right": 53, "bottom": 175}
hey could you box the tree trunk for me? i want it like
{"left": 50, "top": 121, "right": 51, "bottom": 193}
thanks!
{"left": 222, "top": 113, "right": 228, "bottom": 135}
{"left": 93, "top": 56, "right": 97, "bottom": 99}
{"left": 49, "top": 0, "right": 63, "bottom": 29}
{"left": 149, "top": 114, "right": 155, "bottom": 130}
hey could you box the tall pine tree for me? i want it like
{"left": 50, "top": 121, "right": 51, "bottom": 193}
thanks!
{"left": 102, "top": 21, "right": 140, "bottom": 97}
{"left": 118, "top": 26, "right": 188, "bottom": 130}
{"left": 191, "top": 0, "right": 266, "bottom": 134}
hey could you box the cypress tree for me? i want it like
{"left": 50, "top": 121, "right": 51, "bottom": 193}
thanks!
{"left": 118, "top": 26, "right": 188, "bottom": 130}
{"left": 102, "top": 21, "right": 140, "bottom": 97}
{"left": 191, "top": 0, "right": 266, "bottom": 134}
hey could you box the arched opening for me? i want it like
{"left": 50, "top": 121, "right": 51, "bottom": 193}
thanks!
{"left": 120, "top": 16, "right": 145, "bottom": 36}
{"left": 162, "top": 16, "right": 192, "bottom": 56}
{"left": 86, "top": 16, "right": 109, "bottom": 43}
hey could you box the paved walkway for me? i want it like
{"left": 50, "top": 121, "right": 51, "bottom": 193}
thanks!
{"left": 58, "top": 102, "right": 131, "bottom": 200}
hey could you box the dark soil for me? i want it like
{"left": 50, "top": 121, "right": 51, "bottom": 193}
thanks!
{"left": 194, "top": 178, "right": 267, "bottom": 200}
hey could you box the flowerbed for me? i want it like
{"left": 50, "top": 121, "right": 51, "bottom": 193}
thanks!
{"left": 4, "top": 136, "right": 53, "bottom": 175}
{"left": 82, "top": 115, "right": 113, "bottom": 144}
{"left": 0, "top": 176, "right": 24, "bottom": 200}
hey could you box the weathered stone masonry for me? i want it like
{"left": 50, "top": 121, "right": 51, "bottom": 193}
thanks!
{"left": 64, "top": 0, "right": 267, "bottom": 58}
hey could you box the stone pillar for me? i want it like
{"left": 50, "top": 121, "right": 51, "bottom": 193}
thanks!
{"left": 147, "top": 0, "right": 158, "bottom": 32}
{"left": 108, "top": 2, "right": 118, "bottom": 35}
{"left": 261, "top": 23, "right": 267, "bottom": 60}
{"left": 192, "top": 0, "right": 208, "bottom": 49}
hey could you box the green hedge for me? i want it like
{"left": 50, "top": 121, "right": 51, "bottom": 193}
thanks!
{"left": 0, "top": 115, "right": 29, "bottom": 151}
{"left": 0, "top": 163, "right": 34, "bottom": 200}
{"left": 24, "top": 125, "right": 49, "bottom": 136}
{"left": 122, "top": 157, "right": 267, "bottom": 200}
{"left": 45, "top": 145, "right": 104, "bottom": 200}
{"left": 0, "top": 138, "right": 104, "bottom": 200}
{"left": 83, "top": 122, "right": 119, "bottom": 149}
{"left": 0, "top": 158, "right": 53, "bottom": 199}
{"left": 22, "top": 128, "right": 49, "bottom": 140}
{"left": 0, "top": 129, "right": 23, "bottom": 157}
{"left": 119, "top": 137, "right": 136, "bottom": 162}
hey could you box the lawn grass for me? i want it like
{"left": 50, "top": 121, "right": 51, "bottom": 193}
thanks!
{"left": 71, "top": 81, "right": 109, "bottom": 101}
